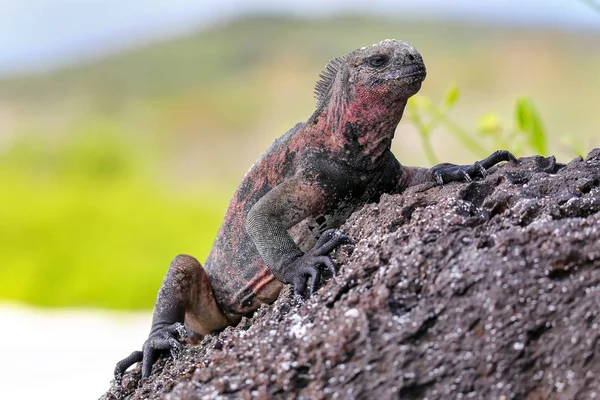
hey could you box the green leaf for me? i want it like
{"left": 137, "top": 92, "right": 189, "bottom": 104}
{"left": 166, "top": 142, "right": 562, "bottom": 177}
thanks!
{"left": 443, "top": 84, "right": 460, "bottom": 109}
{"left": 514, "top": 97, "right": 547, "bottom": 156}
{"left": 478, "top": 112, "right": 502, "bottom": 135}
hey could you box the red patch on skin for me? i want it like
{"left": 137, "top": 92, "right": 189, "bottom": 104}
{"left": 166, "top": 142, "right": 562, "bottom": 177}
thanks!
{"left": 316, "top": 81, "right": 407, "bottom": 165}
{"left": 246, "top": 267, "right": 276, "bottom": 294}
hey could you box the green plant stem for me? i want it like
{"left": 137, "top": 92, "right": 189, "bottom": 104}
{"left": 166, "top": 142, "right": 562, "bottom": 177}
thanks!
{"left": 423, "top": 104, "right": 489, "bottom": 158}
{"left": 407, "top": 101, "right": 439, "bottom": 164}
{"left": 419, "top": 131, "right": 438, "bottom": 165}
{"left": 423, "top": 103, "right": 447, "bottom": 134}
{"left": 580, "top": 0, "right": 600, "bottom": 13}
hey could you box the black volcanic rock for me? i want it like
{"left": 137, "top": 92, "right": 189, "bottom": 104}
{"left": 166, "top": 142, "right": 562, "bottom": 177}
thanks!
{"left": 104, "top": 150, "right": 600, "bottom": 400}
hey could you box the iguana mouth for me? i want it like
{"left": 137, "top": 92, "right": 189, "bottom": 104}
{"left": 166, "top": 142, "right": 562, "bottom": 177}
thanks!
{"left": 388, "top": 64, "right": 426, "bottom": 81}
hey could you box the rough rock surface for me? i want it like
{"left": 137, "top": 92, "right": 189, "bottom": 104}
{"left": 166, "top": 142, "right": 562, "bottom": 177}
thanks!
{"left": 103, "top": 150, "right": 600, "bottom": 400}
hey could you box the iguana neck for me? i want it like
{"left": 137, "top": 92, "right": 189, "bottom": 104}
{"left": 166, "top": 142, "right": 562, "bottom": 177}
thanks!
{"left": 310, "top": 82, "right": 407, "bottom": 170}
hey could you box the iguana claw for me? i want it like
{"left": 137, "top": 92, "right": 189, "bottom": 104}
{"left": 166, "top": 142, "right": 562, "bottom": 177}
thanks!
{"left": 283, "top": 229, "right": 354, "bottom": 298}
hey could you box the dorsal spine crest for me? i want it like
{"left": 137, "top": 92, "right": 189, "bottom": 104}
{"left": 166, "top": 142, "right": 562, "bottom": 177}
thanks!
{"left": 313, "top": 56, "right": 345, "bottom": 109}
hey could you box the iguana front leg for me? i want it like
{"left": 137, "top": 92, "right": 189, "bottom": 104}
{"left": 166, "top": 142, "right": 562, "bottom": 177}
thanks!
{"left": 246, "top": 178, "right": 352, "bottom": 297}
{"left": 114, "top": 254, "right": 229, "bottom": 381}
{"left": 428, "top": 150, "right": 517, "bottom": 185}
{"left": 402, "top": 150, "right": 517, "bottom": 188}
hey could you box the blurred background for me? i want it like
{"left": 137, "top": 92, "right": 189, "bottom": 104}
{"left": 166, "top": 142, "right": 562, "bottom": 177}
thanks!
{"left": 0, "top": 0, "right": 598, "bottom": 398}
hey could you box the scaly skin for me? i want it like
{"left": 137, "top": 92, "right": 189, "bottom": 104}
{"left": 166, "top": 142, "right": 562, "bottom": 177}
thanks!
{"left": 114, "top": 39, "right": 516, "bottom": 381}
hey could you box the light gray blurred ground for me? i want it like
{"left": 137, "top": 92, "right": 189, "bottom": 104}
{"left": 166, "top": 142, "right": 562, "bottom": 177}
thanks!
{"left": 0, "top": 304, "right": 150, "bottom": 399}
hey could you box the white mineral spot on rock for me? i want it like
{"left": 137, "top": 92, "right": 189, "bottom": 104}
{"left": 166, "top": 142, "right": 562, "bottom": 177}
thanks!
{"left": 571, "top": 336, "right": 578, "bottom": 344}
{"left": 290, "top": 321, "right": 308, "bottom": 339}
{"left": 344, "top": 308, "right": 360, "bottom": 318}
{"left": 513, "top": 342, "right": 525, "bottom": 351}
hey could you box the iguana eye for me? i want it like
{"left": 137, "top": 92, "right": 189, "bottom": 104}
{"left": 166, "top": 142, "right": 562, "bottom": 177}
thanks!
{"left": 367, "top": 54, "right": 389, "bottom": 68}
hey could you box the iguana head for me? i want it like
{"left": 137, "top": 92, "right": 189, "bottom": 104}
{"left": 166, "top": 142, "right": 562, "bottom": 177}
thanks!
{"left": 314, "top": 39, "right": 426, "bottom": 111}
{"left": 312, "top": 39, "right": 426, "bottom": 166}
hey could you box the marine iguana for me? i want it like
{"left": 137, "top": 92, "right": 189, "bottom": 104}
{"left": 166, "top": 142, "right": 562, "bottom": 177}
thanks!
{"left": 114, "top": 39, "right": 515, "bottom": 381}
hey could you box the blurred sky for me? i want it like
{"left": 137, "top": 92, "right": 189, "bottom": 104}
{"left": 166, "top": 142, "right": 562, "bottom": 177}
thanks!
{"left": 0, "top": 0, "right": 599, "bottom": 76}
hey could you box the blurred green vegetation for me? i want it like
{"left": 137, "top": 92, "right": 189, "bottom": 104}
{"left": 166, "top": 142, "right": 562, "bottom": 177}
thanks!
{"left": 0, "top": 15, "right": 598, "bottom": 309}
{"left": 0, "top": 121, "right": 229, "bottom": 309}
{"left": 408, "top": 88, "right": 553, "bottom": 164}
